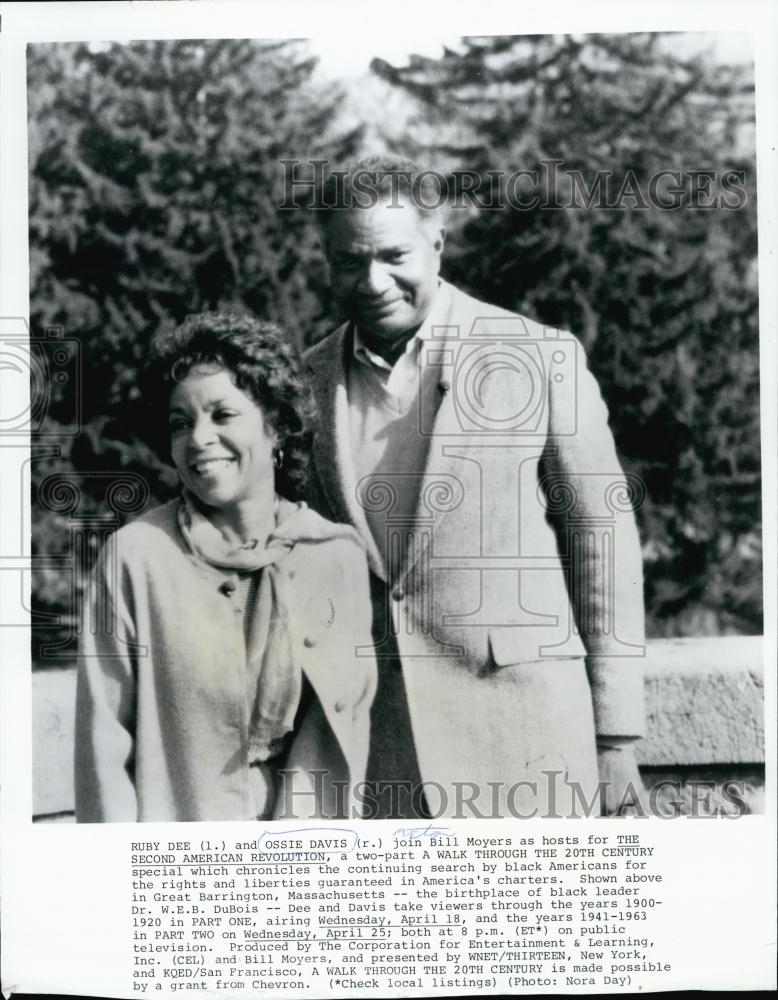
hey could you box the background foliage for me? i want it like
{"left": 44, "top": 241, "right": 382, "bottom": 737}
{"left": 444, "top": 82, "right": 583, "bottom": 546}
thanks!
{"left": 28, "top": 34, "right": 760, "bottom": 654}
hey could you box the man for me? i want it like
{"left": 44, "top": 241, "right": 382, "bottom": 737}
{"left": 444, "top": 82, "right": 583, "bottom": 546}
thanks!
{"left": 303, "top": 156, "right": 646, "bottom": 819}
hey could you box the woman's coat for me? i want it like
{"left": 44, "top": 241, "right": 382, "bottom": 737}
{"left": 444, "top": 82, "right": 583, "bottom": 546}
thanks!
{"left": 75, "top": 500, "right": 377, "bottom": 822}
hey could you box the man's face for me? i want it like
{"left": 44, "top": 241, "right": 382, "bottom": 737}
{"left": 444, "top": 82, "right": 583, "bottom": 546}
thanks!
{"left": 324, "top": 198, "right": 445, "bottom": 344}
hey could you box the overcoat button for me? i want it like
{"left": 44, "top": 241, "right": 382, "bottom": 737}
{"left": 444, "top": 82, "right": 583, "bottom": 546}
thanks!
{"left": 288, "top": 569, "right": 296, "bottom": 579}
{"left": 303, "top": 635, "right": 317, "bottom": 648}
{"left": 391, "top": 587, "right": 405, "bottom": 602}
{"left": 334, "top": 700, "right": 346, "bottom": 713}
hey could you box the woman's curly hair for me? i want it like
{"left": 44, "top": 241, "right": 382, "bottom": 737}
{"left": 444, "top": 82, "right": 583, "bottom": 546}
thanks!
{"left": 141, "top": 312, "right": 316, "bottom": 501}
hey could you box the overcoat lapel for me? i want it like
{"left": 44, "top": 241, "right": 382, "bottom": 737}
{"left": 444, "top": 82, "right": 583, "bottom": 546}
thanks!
{"left": 394, "top": 288, "right": 473, "bottom": 586}
{"left": 310, "top": 324, "right": 387, "bottom": 582}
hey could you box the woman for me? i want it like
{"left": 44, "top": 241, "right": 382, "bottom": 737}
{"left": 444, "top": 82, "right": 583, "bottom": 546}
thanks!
{"left": 75, "top": 313, "right": 377, "bottom": 822}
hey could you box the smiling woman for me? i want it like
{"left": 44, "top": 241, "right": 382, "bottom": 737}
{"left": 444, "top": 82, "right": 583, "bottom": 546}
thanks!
{"left": 168, "top": 367, "right": 278, "bottom": 529}
{"left": 74, "top": 313, "right": 377, "bottom": 822}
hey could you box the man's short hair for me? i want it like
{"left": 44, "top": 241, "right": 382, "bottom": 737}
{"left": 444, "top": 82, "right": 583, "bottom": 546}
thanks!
{"left": 314, "top": 155, "right": 447, "bottom": 228}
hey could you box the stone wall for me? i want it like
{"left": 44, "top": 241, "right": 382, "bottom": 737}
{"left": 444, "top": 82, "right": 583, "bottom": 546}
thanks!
{"left": 32, "top": 635, "right": 764, "bottom": 820}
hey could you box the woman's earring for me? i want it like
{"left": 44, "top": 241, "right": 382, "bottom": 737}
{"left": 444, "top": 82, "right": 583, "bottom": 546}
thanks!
{"left": 273, "top": 447, "right": 284, "bottom": 470}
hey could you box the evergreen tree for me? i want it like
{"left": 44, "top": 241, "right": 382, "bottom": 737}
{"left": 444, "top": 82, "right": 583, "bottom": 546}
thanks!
{"left": 28, "top": 38, "right": 360, "bottom": 650}
{"left": 372, "top": 34, "right": 760, "bottom": 636}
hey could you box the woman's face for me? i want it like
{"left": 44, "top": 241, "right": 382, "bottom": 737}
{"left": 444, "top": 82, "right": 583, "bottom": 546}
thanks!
{"left": 168, "top": 365, "right": 276, "bottom": 511}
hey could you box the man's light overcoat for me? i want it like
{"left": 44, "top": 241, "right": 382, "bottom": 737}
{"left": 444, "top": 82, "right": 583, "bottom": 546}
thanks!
{"left": 304, "top": 283, "right": 645, "bottom": 817}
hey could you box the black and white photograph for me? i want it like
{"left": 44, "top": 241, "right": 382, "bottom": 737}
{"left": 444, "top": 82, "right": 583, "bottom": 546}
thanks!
{"left": 26, "top": 28, "right": 764, "bottom": 822}
{"left": 1, "top": 0, "right": 776, "bottom": 996}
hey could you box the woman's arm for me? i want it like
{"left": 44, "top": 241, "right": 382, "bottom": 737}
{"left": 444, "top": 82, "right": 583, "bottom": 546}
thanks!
{"left": 74, "top": 534, "right": 138, "bottom": 822}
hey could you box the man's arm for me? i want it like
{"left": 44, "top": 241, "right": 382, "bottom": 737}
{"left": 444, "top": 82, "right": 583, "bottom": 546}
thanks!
{"left": 541, "top": 336, "right": 647, "bottom": 813}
